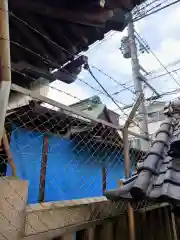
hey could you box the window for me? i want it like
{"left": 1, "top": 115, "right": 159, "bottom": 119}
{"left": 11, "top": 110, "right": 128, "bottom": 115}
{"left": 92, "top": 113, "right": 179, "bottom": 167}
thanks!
{"left": 148, "top": 110, "right": 165, "bottom": 123}
{"left": 148, "top": 112, "right": 158, "bottom": 122}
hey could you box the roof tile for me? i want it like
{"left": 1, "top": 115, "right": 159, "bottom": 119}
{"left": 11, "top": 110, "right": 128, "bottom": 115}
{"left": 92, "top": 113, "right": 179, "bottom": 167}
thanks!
{"left": 104, "top": 102, "right": 180, "bottom": 215}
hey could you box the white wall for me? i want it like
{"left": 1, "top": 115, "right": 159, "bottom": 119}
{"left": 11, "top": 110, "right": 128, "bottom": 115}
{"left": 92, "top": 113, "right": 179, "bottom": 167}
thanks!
{"left": 129, "top": 102, "right": 166, "bottom": 135}
{"left": 129, "top": 120, "right": 164, "bottom": 136}
{"left": 128, "top": 102, "right": 166, "bottom": 151}
{"left": 8, "top": 80, "right": 50, "bottom": 110}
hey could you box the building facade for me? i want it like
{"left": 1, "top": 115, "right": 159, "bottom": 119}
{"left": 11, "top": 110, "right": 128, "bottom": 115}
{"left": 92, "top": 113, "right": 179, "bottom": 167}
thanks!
{"left": 129, "top": 101, "right": 166, "bottom": 151}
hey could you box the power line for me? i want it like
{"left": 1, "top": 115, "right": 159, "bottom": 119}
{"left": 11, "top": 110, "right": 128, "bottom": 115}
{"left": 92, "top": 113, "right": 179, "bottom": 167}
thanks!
{"left": 148, "top": 67, "right": 180, "bottom": 80}
{"left": 113, "top": 87, "right": 180, "bottom": 111}
{"left": 1, "top": 34, "right": 127, "bottom": 107}
{"left": 85, "top": 64, "right": 124, "bottom": 112}
{"left": 135, "top": 31, "right": 180, "bottom": 87}
{"left": 91, "top": 65, "right": 135, "bottom": 94}
{"left": 112, "top": 66, "right": 180, "bottom": 96}
{"left": 4, "top": 6, "right": 177, "bottom": 135}
{"left": 148, "top": 59, "right": 180, "bottom": 75}
{"left": 86, "top": 64, "right": 150, "bottom": 135}
{"left": 84, "top": 31, "right": 117, "bottom": 54}
{"left": 133, "top": 0, "right": 180, "bottom": 21}
{"left": 6, "top": 9, "right": 136, "bottom": 101}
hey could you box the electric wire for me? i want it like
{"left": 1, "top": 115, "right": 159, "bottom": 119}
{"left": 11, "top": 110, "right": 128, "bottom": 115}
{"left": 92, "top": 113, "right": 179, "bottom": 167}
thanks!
{"left": 2, "top": 7, "right": 173, "bottom": 135}
{"left": 135, "top": 31, "right": 180, "bottom": 87}
{"left": 86, "top": 64, "right": 150, "bottom": 134}
{"left": 133, "top": 0, "right": 180, "bottom": 21}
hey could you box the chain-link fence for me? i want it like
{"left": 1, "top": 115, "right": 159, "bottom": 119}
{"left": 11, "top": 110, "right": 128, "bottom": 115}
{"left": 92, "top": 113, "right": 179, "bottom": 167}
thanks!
{"left": 0, "top": 86, "right": 154, "bottom": 239}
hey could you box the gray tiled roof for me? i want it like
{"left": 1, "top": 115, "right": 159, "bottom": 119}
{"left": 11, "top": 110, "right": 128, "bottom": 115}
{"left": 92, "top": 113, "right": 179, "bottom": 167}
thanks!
{"left": 104, "top": 101, "right": 180, "bottom": 215}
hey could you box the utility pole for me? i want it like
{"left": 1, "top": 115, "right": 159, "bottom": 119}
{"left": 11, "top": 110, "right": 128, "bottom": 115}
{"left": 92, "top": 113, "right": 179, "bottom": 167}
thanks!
{"left": 128, "top": 13, "right": 149, "bottom": 151}
{"left": 0, "top": 0, "right": 11, "bottom": 141}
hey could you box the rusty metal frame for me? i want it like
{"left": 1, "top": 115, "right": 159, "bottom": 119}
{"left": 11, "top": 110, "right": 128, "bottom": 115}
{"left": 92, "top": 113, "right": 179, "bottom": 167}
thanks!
{"left": 10, "top": 83, "right": 149, "bottom": 141}
{"left": 0, "top": 0, "right": 11, "bottom": 142}
{"left": 122, "top": 93, "right": 144, "bottom": 240}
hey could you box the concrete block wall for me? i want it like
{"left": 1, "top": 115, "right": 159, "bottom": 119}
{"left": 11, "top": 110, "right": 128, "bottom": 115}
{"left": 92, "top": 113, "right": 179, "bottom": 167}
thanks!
{"left": 0, "top": 178, "right": 28, "bottom": 240}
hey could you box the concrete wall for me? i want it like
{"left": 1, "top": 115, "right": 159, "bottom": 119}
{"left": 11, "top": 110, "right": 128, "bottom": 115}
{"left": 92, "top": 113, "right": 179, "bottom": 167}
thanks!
{"left": 0, "top": 178, "right": 28, "bottom": 240}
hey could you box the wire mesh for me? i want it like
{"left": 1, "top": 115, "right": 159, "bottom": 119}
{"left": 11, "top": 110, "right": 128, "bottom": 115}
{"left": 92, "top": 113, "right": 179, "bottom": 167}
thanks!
{"left": 0, "top": 87, "right": 155, "bottom": 239}
{"left": 0, "top": 4, "right": 169, "bottom": 239}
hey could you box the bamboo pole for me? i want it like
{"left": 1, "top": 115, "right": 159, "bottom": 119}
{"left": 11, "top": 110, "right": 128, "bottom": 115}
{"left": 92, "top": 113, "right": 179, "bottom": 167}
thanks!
{"left": 0, "top": 0, "right": 11, "bottom": 141}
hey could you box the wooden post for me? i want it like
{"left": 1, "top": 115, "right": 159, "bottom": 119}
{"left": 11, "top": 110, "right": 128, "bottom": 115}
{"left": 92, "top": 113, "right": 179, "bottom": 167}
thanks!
{"left": 76, "top": 229, "right": 87, "bottom": 240}
{"left": 164, "top": 207, "right": 172, "bottom": 240}
{"left": 123, "top": 128, "right": 135, "bottom": 240}
{"left": 0, "top": 0, "right": 11, "bottom": 141}
{"left": 87, "top": 228, "right": 95, "bottom": 240}
{"left": 102, "top": 167, "right": 107, "bottom": 193}
{"left": 61, "top": 234, "right": 75, "bottom": 240}
{"left": 101, "top": 222, "right": 114, "bottom": 240}
{"left": 158, "top": 208, "right": 165, "bottom": 239}
{"left": 171, "top": 212, "right": 178, "bottom": 240}
{"left": 39, "top": 135, "right": 48, "bottom": 202}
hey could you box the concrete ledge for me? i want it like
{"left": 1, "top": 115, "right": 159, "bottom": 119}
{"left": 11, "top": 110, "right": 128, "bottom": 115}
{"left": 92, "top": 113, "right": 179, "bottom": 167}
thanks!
{"left": 24, "top": 197, "right": 127, "bottom": 239}
{"left": 0, "top": 177, "right": 28, "bottom": 240}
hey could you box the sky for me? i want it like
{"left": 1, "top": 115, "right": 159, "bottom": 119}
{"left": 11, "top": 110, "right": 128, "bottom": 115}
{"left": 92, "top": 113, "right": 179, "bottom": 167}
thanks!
{"left": 47, "top": 2, "right": 180, "bottom": 120}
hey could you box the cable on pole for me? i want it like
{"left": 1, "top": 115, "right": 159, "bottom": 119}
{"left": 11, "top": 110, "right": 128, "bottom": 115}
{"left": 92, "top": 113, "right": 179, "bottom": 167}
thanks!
{"left": 135, "top": 31, "right": 180, "bottom": 87}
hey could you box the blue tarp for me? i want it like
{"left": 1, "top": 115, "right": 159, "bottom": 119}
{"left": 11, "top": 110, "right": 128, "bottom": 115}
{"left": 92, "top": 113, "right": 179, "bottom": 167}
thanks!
{"left": 7, "top": 128, "right": 43, "bottom": 203}
{"left": 106, "top": 152, "right": 124, "bottom": 190}
{"left": 45, "top": 136, "right": 102, "bottom": 201}
{"left": 7, "top": 128, "right": 125, "bottom": 203}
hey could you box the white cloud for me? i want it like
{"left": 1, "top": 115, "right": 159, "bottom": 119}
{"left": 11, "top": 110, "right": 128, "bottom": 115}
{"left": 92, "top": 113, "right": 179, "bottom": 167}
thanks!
{"left": 139, "top": 38, "right": 180, "bottom": 72}
{"left": 157, "top": 6, "right": 180, "bottom": 38}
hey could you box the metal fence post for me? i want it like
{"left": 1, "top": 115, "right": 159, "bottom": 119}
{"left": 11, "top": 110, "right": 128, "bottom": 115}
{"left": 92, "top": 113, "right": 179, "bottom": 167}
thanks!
{"left": 0, "top": 0, "right": 11, "bottom": 141}
{"left": 123, "top": 127, "right": 135, "bottom": 240}
{"left": 122, "top": 94, "right": 143, "bottom": 240}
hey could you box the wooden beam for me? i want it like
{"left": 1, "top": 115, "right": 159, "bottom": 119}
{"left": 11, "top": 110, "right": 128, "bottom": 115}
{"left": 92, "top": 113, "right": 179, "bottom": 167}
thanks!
{"left": 10, "top": 0, "right": 113, "bottom": 27}
{"left": 39, "top": 135, "right": 48, "bottom": 202}
{"left": 12, "top": 62, "right": 56, "bottom": 81}
{"left": 12, "top": 16, "right": 56, "bottom": 64}
{"left": 139, "top": 203, "right": 169, "bottom": 213}
{"left": 21, "top": 14, "right": 65, "bottom": 63}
